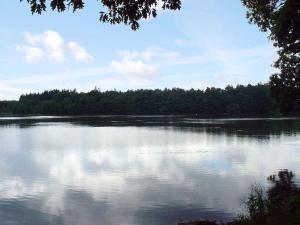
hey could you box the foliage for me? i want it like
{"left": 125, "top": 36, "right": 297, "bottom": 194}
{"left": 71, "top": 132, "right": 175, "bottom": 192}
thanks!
{"left": 20, "top": 0, "right": 181, "bottom": 30}
{"left": 0, "top": 101, "right": 17, "bottom": 115}
{"left": 242, "top": 185, "right": 267, "bottom": 225}
{"left": 0, "top": 84, "right": 281, "bottom": 116}
{"left": 238, "top": 170, "right": 300, "bottom": 225}
{"left": 179, "top": 170, "right": 300, "bottom": 225}
{"left": 241, "top": 0, "right": 300, "bottom": 114}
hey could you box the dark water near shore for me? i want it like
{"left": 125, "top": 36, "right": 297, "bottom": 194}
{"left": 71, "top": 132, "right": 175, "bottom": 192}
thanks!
{"left": 0, "top": 116, "right": 300, "bottom": 225}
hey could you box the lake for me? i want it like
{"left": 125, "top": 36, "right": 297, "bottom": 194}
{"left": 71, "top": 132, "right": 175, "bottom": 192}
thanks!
{"left": 0, "top": 116, "right": 300, "bottom": 225}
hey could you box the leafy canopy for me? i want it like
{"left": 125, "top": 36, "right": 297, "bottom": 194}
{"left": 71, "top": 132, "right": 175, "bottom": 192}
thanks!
{"left": 20, "top": 0, "right": 181, "bottom": 30}
{"left": 241, "top": 0, "right": 300, "bottom": 114}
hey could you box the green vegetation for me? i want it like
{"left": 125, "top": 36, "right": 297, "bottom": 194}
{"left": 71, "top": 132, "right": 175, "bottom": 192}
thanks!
{"left": 239, "top": 170, "right": 300, "bottom": 225}
{"left": 0, "top": 101, "right": 17, "bottom": 115}
{"left": 241, "top": 0, "right": 300, "bottom": 114}
{"left": 21, "top": 0, "right": 181, "bottom": 30}
{"left": 179, "top": 170, "right": 300, "bottom": 225}
{"left": 0, "top": 83, "right": 291, "bottom": 117}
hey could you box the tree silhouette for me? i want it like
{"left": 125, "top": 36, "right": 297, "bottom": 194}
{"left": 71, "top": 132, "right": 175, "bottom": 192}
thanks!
{"left": 241, "top": 0, "right": 300, "bottom": 114}
{"left": 0, "top": 84, "right": 280, "bottom": 116}
{"left": 20, "top": 0, "right": 181, "bottom": 30}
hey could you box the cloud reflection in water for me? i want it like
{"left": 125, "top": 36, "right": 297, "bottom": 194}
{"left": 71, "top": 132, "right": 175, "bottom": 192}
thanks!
{"left": 0, "top": 117, "right": 300, "bottom": 225}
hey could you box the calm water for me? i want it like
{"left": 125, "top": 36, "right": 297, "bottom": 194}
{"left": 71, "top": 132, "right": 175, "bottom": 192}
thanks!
{"left": 0, "top": 116, "right": 300, "bottom": 225}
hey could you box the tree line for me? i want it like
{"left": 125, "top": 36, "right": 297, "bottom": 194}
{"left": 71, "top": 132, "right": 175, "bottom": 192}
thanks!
{"left": 20, "top": 0, "right": 300, "bottom": 114}
{"left": 1, "top": 84, "right": 294, "bottom": 117}
{"left": 21, "top": 0, "right": 300, "bottom": 116}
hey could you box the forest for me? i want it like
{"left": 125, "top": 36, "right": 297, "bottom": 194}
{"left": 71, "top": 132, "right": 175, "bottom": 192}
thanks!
{"left": 1, "top": 84, "right": 292, "bottom": 117}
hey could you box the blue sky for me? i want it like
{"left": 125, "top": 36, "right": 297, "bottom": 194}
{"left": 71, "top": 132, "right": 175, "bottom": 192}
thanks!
{"left": 0, "top": 0, "right": 277, "bottom": 100}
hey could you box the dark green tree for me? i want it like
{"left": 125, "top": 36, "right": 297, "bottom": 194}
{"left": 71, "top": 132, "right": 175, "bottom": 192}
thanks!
{"left": 20, "top": 0, "right": 181, "bottom": 30}
{"left": 241, "top": 0, "right": 300, "bottom": 114}
{"left": 0, "top": 84, "right": 279, "bottom": 116}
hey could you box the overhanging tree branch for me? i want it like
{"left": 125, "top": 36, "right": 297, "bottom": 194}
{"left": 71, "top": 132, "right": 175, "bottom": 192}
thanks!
{"left": 20, "top": 0, "right": 181, "bottom": 30}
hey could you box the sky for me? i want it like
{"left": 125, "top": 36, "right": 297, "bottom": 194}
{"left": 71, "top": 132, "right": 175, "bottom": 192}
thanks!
{"left": 0, "top": 0, "right": 277, "bottom": 100}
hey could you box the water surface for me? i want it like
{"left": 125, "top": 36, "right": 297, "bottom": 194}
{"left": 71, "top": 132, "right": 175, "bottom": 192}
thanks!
{"left": 0, "top": 116, "right": 300, "bottom": 225}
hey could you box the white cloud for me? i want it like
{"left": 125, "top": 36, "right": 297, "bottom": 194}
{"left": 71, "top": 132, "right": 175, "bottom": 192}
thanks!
{"left": 42, "top": 31, "right": 65, "bottom": 62}
{"left": 109, "top": 49, "right": 164, "bottom": 86}
{"left": 109, "top": 45, "right": 276, "bottom": 90}
{"left": 116, "top": 47, "right": 180, "bottom": 62}
{"left": 16, "top": 45, "right": 44, "bottom": 64}
{"left": 109, "top": 47, "right": 182, "bottom": 83}
{"left": 17, "top": 30, "right": 93, "bottom": 64}
{"left": 110, "top": 60, "right": 158, "bottom": 78}
{"left": 116, "top": 50, "right": 154, "bottom": 62}
{"left": 24, "top": 32, "right": 42, "bottom": 45}
{"left": 68, "top": 41, "right": 94, "bottom": 63}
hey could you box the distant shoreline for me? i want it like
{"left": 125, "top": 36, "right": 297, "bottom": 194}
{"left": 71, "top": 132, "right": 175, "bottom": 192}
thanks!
{"left": 1, "top": 84, "right": 299, "bottom": 117}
